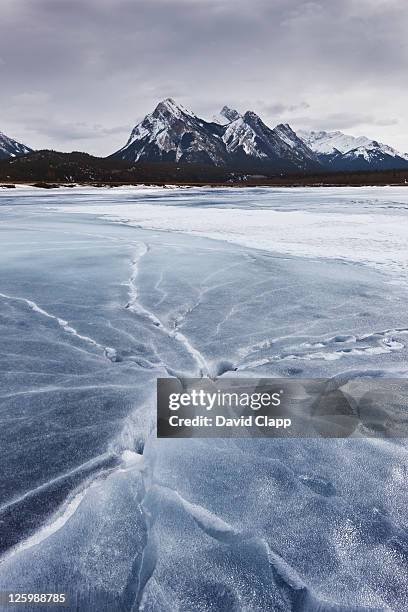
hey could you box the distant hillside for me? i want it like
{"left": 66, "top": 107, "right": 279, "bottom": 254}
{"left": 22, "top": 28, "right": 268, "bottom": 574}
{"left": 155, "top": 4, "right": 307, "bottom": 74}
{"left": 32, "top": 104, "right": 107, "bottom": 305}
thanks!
{"left": 0, "top": 150, "right": 233, "bottom": 184}
{"left": 1, "top": 150, "right": 408, "bottom": 187}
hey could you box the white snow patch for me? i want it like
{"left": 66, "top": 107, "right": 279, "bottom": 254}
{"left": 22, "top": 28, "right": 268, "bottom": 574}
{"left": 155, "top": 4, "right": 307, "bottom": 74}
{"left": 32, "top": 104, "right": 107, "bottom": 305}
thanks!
{"left": 121, "top": 450, "right": 144, "bottom": 470}
{"left": 59, "top": 200, "right": 408, "bottom": 281}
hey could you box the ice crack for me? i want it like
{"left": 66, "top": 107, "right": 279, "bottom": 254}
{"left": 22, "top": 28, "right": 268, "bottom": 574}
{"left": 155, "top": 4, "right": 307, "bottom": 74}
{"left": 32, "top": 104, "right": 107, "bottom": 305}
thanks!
{"left": 125, "top": 245, "right": 210, "bottom": 376}
{"left": 0, "top": 291, "right": 117, "bottom": 362}
{"left": 136, "top": 485, "right": 379, "bottom": 611}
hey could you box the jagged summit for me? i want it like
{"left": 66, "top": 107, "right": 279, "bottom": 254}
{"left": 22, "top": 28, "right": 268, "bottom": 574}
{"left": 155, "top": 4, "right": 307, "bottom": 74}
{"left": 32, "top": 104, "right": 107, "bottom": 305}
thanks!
{"left": 274, "top": 123, "right": 298, "bottom": 139}
{"left": 222, "top": 111, "right": 272, "bottom": 160}
{"left": 153, "top": 98, "right": 196, "bottom": 120}
{"left": 116, "top": 98, "right": 227, "bottom": 165}
{"left": 272, "top": 123, "right": 320, "bottom": 166}
{"left": 220, "top": 106, "right": 241, "bottom": 123}
{"left": 242, "top": 110, "right": 261, "bottom": 122}
{"left": 212, "top": 106, "right": 241, "bottom": 125}
{"left": 222, "top": 111, "right": 321, "bottom": 171}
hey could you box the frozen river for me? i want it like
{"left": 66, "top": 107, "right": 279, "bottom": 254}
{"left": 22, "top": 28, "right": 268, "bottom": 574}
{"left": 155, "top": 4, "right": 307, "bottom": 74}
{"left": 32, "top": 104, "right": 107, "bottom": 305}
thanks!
{"left": 0, "top": 186, "right": 408, "bottom": 611}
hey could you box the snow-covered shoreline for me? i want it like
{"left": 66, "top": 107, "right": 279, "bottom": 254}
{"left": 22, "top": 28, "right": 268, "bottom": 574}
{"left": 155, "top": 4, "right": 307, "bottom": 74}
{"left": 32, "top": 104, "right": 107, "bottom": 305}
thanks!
{"left": 1, "top": 182, "right": 408, "bottom": 194}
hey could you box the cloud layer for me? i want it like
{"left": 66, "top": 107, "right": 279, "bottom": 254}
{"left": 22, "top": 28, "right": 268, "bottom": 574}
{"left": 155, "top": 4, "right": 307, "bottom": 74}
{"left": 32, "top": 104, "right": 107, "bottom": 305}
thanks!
{"left": 1, "top": 0, "right": 407, "bottom": 155}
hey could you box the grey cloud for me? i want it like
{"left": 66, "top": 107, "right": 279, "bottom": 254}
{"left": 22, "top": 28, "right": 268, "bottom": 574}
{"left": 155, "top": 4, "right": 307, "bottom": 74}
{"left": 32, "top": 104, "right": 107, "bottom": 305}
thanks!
{"left": 258, "top": 102, "right": 311, "bottom": 117}
{"left": 292, "top": 113, "right": 399, "bottom": 132}
{"left": 0, "top": 0, "right": 407, "bottom": 154}
{"left": 22, "top": 119, "right": 130, "bottom": 142}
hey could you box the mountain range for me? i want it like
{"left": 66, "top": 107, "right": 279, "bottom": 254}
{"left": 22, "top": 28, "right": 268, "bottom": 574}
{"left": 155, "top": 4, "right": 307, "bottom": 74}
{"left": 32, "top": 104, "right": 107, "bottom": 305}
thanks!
{"left": 298, "top": 129, "right": 408, "bottom": 171}
{"left": 111, "top": 99, "right": 321, "bottom": 172}
{"left": 2, "top": 98, "right": 408, "bottom": 175}
{"left": 111, "top": 98, "right": 408, "bottom": 173}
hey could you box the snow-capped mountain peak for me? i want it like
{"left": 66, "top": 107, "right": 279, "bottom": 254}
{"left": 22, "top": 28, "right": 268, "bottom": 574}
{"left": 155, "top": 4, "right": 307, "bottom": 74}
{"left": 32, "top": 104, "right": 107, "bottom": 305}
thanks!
{"left": 298, "top": 129, "right": 373, "bottom": 155}
{"left": 242, "top": 110, "right": 266, "bottom": 129}
{"left": 271, "top": 123, "right": 320, "bottom": 166}
{"left": 222, "top": 110, "right": 289, "bottom": 161}
{"left": 115, "top": 98, "right": 227, "bottom": 165}
{"left": 366, "top": 140, "right": 408, "bottom": 161}
{"left": 221, "top": 106, "right": 241, "bottom": 122}
{"left": 299, "top": 129, "right": 408, "bottom": 170}
{"left": 153, "top": 97, "right": 196, "bottom": 120}
{"left": 341, "top": 141, "right": 408, "bottom": 167}
{"left": 222, "top": 112, "right": 269, "bottom": 159}
{"left": 0, "top": 130, "right": 32, "bottom": 160}
{"left": 222, "top": 112, "right": 320, "bottom": 170}
{"left": 273, "top": 123, "right": 305, "bottom": 148}
{"left": 125, "top": 98, "right": 196, "bottom": 147}
{"left": 212, "top": 106, "right": 241, "bottom": 125}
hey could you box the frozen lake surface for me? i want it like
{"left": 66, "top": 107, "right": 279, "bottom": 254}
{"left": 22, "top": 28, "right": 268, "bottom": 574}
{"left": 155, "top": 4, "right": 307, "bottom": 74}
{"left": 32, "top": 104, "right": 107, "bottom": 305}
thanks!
{"left": 0, "top": 186, "right": 408, "bottom": 611}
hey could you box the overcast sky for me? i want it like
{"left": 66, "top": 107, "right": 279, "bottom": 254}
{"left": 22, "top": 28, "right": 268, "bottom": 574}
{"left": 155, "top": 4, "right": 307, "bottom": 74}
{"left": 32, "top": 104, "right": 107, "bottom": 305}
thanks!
{"left": 1, "top": 0, "right": 407, "bottom": 156}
